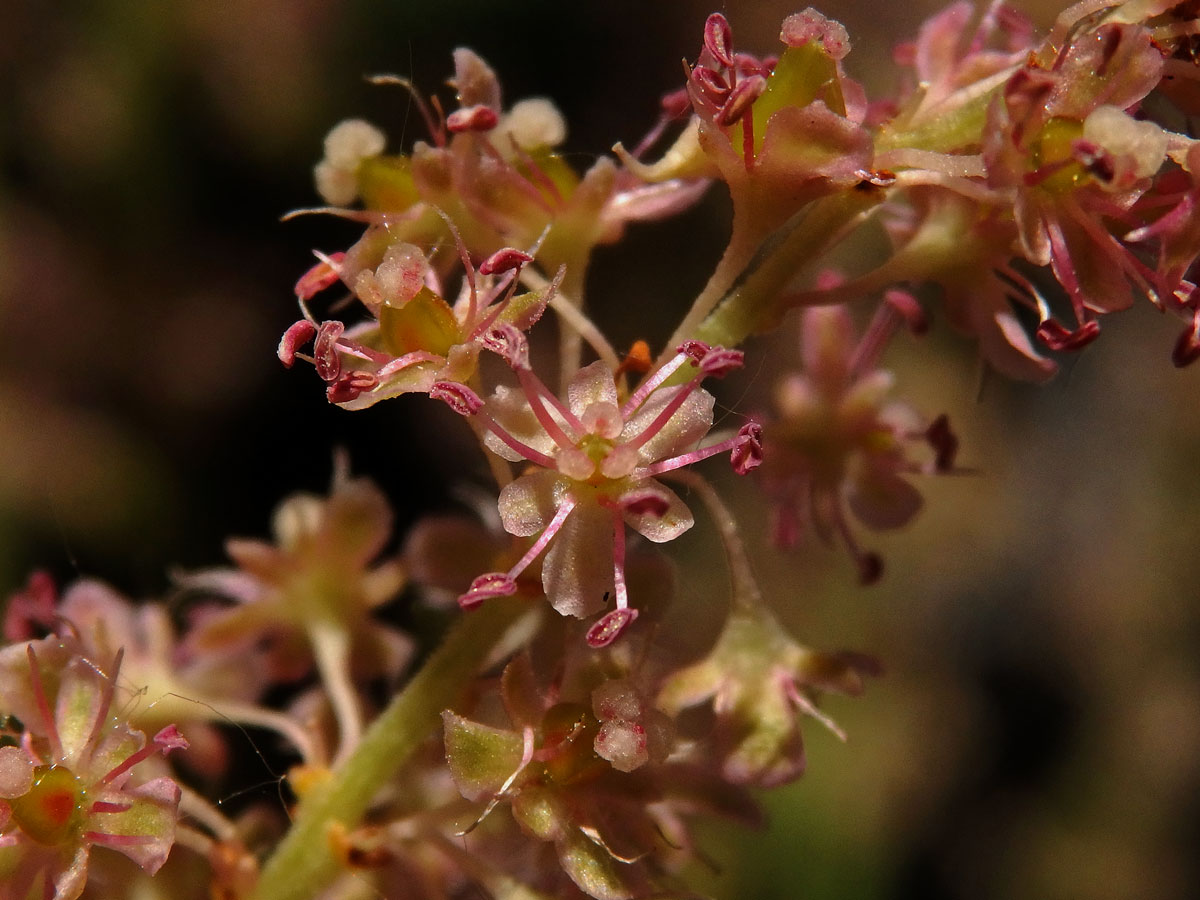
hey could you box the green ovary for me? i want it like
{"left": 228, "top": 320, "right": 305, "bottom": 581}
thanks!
{"left": 9, "top": 765, "right": 86, "bottom": 846}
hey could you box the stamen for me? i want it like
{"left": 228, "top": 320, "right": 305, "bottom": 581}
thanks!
{"left": 294, "top": 251, "right": 346, "bottom": 301}
{"left": 278, "top": 320, "right": 317, "bottom": 368}
{"left": 26, "top": 646, "right": 62, "bottom": 761}
{"left": 622, "top": 351, "right": 689, "bottom": 418}
{"left": 516, "top": 368, "right": 584, "bottom": 445}
{"left": 704, "top": 13, "right": 736, "bottom": 67}
{"left": 84, "top": 649, "right": 123, "bottom": 756}
{"left": 435, "top": 209, "right": 478, "bottom": 324}
{"left": 622, "top": 375, "right": 706, "bottom": 454}
{"left": 586, "top": 608, "right": 638, "bottom": 648}
{"left": 504, "top": 496, "right": 578, "bottom": 584}
{"left": 609, "top": 507, "right": 630, "bottom": 613}
{"left": 366, "top": 74, "right": 443, "bottom": 145}
{"left": 446, "top": 104, "right": 499, "bottom": 132}
{"left": 638, "top": 424, "right": 760, "bottom": 478}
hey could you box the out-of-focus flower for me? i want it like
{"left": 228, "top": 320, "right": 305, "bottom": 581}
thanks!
{"left": 659, "top": 605, "right": 878, "bottom": 788}
{"left": 181, "top": 462, "right": 410, "bottom": 762}
{"left": 758, "top": 302, "right": 956, "bottom": 583}
{"left": 436, "top": 338, "right": 761, "bottom": 645}
{"left": 0, "top": 637, "right": 186, "bottom": 900}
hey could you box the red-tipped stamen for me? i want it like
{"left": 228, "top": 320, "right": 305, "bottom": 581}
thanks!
{"left": 638, "top": 425, "right": 758, "bottom": 478}
{"left": 294, "top": 251, "right": 346, "bottom": 301}
{"left": 586, "top": 608, "right": 638, "bottom": 648}
{"left": 458, "top": 573, "right": 517, "bottom": 610}
{"left": 97, "top": 724, "right": 186, "bottom": 790}
{"left": 435, "top": 209, "right": 479, "bottom": 325}
{"left": 622, "top": 375, "right": 707, "bottom": 454}
{"left": 505, "top": 496, "right": 578, "bottom": 583}
{"left": 25, "top": 646, "right": 62, "bottom": 761}
{"left": 366, "top": 74, "right": 443, "bottom": 146}
{"left": 278, "top": 320, "right": 317, "bottom": 368}
{"left": 446, "top": 104, "right": 498, "bottom": 132}
{"left": 516, "top": 369, "right": 584, "bottom": 447}
{"left": 622, "top": 350, "right": 691, "bottom": 418}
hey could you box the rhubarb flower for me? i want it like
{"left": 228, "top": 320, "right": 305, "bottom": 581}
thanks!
{"left": 0, "top": 637, "right": 187, "bottom": 900}
{"left": 759, "top": 303, "right": 956, "bottom": 583}
{"left": 436, "top": 340, "right": 761, "bottom": 645}
{"left": 441, "top": 654, "right": 756, "bottom": 900}
{"left": 981, "top": 17, "right": 1169, "bottom": 345}
{"left": 659, "top": 606, "right": 877, "bottom": 787}
{"left": 281, "top": 239, "right": 549, "bottom": 408}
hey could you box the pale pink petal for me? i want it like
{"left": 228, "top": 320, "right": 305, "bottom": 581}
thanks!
{"left": 541, "top": 502, "right": 613, "bottom": 618}
{"left": 622, "top": 481, "right": 694, "bottom": 543}
{"left": 566, "top": 360, "right": 619, "bottom": 420}
{"left": 622, "top": 385, "right": 715, "bottom": 464}
{"left": 497, "top": 470, "right": 565, "bottom": 537}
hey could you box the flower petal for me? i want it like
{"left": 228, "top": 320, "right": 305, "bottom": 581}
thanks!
{"left": 622, "top": 481, "right": 694, "bottom": 543}
{"left": 498, "top": 470, "right": 564, "bottom": 537}
{"left": 542, "top": 502, "right": 613, "bottom": 618}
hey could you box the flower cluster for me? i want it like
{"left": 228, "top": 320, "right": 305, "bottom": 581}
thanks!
{"left": 6, "top": 3, "right": 1200, "bottom": 899}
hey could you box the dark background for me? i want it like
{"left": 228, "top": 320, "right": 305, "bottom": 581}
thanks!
{"left": 2, "top": 2, "right": 1198, "bottom": 898}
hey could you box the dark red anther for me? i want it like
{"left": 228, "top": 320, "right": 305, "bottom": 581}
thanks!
{"left": 925, "top": 414, "right": 958, "bottom": 472}
{"left": 313, "top": 321, "right": 346, "bottom": 381}
{"left": 704, "top": 13, "right": 735, "bottom": 67}
{"left": 716, "top": 74, "right": 766, "bottom": 127}
{"left": 278, "top": 320, "right": 317, "bottom": 368}
{"left": 677, "top": 339, "right": 713, "bottom": 365}
{"left": 699, "top": 346, "right": 745, "bottom": 377}
{"left": 430, "top": 381, "right": 484, "bottom": 416}
{"left": 482, "top": 323, "right": 530, "bottom": 370}
{"left": 446, "top": 104, "right": 499, "bottom": 133}
{"left": 326, "top": 371, "right": 377, "bottom": 403}
{"left": 884, "top": 288, "right": 929, "bottom": 335}
{"left": 1036, "top": 318, "right": 1101, "bottom": 351}
{"left": 479, "top": 247, "right": 534, "bottom": 276}
{"left": 691, "top": 65, "right": 731, "bottom": 104}
{"left": 730, "top": 422, "right": 763, "bottom": 474}
{"left": 586, "top": 608, "right": 639, "bottom": 648}
{"left": 294, "top": 252, "right": 345, "bottom": 300}
{"left": 621, "top": 490, "right": 671, "bottom": 518}
{"left": 1172, "top": 310, "right": 1200, "bottom": 367}
{"left": 458, "top": 572, "right": 517, "bottom": 609}
{"left": 733, "top": 52, "right": 771, "bottom": 79}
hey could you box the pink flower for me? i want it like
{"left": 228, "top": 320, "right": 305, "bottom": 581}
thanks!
{"left": 981, "top": 18, "right": 1168, "bottom": 345}
{"left": 659, "top": 606, "right": 878, "bottom": 787}
{"left": 759, "top": 303, "right": 956, "bottom": 583}
{"left": 436, "top": 339, "right": 760, "bottom": 645}
{"left": 280, "top": 239, "right": 549, "bottom": 409}
{"left": 0, "top": 637, "right": 186, "bottom": 900}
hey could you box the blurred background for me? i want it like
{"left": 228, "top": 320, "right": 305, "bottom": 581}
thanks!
{"left": 2, "top": 1, "right": 1198, "bottom": 898}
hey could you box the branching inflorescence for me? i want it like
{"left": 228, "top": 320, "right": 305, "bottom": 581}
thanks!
{"left": 4, "top": 3, "right": 1200, "bottom": 898}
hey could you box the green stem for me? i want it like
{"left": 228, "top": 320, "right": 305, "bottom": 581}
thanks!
{"left": 249, "top": 597, "right": 530, "bottom": 900}
{"left": 688, "top": 191, "right": 883, "bottom": 352}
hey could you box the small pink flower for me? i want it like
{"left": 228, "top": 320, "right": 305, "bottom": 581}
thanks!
{"left": 0, "top": 638, "right": 186, "bottom": 900}
{"left": 759, "top": 304, "right": 956, "bottom": 583}
{"left": 437, "top": 343, "right": 754, "bottom": 643}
